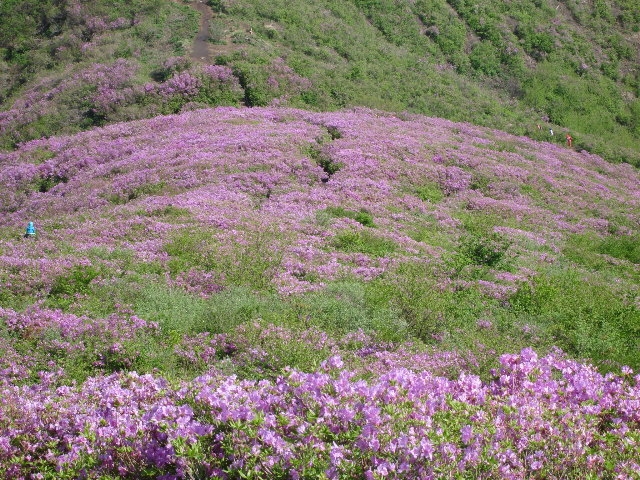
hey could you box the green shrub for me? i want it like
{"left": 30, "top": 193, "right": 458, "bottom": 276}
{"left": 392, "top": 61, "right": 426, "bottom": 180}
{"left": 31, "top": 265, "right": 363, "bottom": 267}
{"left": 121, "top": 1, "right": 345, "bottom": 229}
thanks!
{"left": 509, "top": 268, "right": 640, "bottom": 370}
{"left": 135, "top": 282, "right": 210, "bottom": 336}
{"left": 33, "top": 174, "right": 68, "bottom": 193}
{"left": 297, "top": 281, "right": 407, "bottom": 339}
{"left": 207, "top": 0, "right": 228, "bottom": 14}
{"left": 420, "top": 8, "right": 466, "bottom": 57}
{"left": 316, "top": 154, "right": 343, "bottom": 176}
{"left": 144, "top": 205, "right": 192, "bottom": 218}
{"left": 458, "top": 233, "right": 510, "bottom": 268}
{"left": 369, "top": 261, "right": 489, "bottom": 340}
{"left": 129, "top": 181, "right": 167, "bottom": 200}
{"left": 332, "top": 229, "right": 396, "bottom": 257}
{"left": 301, "top": 143, "right": 344, "bottom": 177}
{"left": 415, "top": 182, "right": 444, "bottom": 203}
{"left": 456, "top": 211, "right": 506, "bottom": 236}
{"left": 323, "top": 206, "right": 375, "bottom": 227}
{"left": 49, "top": 265, "right": 101, "bottom": 298}
{"left": 469, "top": 42, "right": 502, "bottom": 76}
{"left": 563, "top": 231, "right": 640, "bottom": 271}
{"left": 196, "top": 287, "right": 292, "bottom": 334}
{"left": 47, "top": 265, "right": 102, "bottom": 310}
{"left": 598, "top": 234, "right": 640, "bottom": 264}
{"left": 164, "top": 229, "right": 215, "bottom": 273}
{"left": 208, "top": 18, "right": 228, "bottom": 44}
{"left": 164, "top": 227, "right": 284, "bottom": 291}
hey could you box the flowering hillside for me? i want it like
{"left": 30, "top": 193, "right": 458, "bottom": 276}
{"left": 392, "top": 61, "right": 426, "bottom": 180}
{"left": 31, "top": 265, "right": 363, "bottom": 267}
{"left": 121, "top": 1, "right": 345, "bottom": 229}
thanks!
{"left": 2, "top": 0, "right": 640, "bottom": 165}
{"left": 0, "top": 107, "right": 639, "bottom": 478}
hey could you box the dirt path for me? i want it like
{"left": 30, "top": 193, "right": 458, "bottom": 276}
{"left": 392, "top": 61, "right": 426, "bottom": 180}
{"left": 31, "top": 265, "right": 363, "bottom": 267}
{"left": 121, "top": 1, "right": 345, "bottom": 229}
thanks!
{"left": 189, "top": 0, "right": 214, "bottom": 63}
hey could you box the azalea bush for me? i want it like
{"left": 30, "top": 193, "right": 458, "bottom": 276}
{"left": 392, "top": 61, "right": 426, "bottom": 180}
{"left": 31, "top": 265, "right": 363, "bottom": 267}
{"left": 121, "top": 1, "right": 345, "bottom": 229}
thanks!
{"left": 0, "top": 106, "right": 639, "bottom": 476}
{"left": 0, "top": 346, "right": 638, "bottom": 479}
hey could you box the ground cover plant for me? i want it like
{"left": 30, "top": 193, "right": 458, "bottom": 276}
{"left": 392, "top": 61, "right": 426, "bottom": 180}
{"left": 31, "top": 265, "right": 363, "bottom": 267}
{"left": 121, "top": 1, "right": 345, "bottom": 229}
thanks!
{"left": 0, "top": 106, "right": 639, "bottom": 477}
{"left": 2, "top": 0, "right": 639, "bottom": 166}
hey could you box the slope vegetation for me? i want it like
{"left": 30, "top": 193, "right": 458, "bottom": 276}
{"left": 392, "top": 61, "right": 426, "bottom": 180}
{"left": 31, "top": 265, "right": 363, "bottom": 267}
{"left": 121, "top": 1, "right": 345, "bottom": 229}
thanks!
{"left": 1, "top": 106, "right": 639, "bottom": 477}
{"left": 2, "top": 106, "right": 638, "bottom": 366}
{"left": 1, "top": 0, "right": 639, "bottom": 166}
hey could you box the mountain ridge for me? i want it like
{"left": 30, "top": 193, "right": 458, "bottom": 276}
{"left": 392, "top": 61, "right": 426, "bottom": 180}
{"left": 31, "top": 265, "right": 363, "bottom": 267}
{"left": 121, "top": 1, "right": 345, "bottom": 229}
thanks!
{"left": 1, "top": 0, "right": 639, "bottom": 165}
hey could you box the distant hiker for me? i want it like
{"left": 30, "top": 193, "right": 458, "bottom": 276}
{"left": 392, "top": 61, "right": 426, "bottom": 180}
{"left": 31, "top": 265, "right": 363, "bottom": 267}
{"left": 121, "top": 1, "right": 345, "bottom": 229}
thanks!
{"left": 24, "top": 222, "right": 36, "bottom": 238}
{"left": 549, "top": 128, "right": 554, "bottom": 136}
{"left": 566, "top": 133, "right": 573, "bottom": 147}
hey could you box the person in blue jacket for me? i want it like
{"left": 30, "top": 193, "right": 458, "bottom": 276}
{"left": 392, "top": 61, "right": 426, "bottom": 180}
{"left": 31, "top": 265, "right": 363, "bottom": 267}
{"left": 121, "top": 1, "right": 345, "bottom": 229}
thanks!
{"left": 24, "top": 222, "right": 36, "bottom": 238}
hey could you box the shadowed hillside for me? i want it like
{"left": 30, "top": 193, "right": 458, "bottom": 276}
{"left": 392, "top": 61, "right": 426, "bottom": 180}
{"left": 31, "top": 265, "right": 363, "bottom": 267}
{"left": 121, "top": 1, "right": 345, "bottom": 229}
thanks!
{"left": 1, "top": 0, "right": 639, "bottom": 165}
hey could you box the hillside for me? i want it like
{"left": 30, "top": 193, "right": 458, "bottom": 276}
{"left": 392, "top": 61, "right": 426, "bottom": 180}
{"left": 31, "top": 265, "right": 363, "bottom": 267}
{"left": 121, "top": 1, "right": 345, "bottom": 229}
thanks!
{"left": 1, "top": 0, "right": 639, "bottom": 166}
{"left": 1, "top": 0, "right": 640, "bottom": 476}
{"left": 1, "top": 107, "right": 639, "bottom": 476}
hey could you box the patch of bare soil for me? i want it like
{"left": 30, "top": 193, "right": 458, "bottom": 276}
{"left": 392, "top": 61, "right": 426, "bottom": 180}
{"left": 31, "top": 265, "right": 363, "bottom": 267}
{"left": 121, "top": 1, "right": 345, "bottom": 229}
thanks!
{"left": 178, "top": 0, "right": 253, "bottom": 64}
{"left": 190, "top": 0, "right": 214, "bottom": 63}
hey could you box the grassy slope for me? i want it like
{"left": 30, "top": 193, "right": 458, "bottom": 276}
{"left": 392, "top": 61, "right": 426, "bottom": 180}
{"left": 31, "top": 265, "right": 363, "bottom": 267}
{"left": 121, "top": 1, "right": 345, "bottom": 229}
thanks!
{"left": 215, "top": 0, "right": 640, "bottom": 163}
{"left": 1, "top": 107, "right": 638, "bottom": 377}
{"left": 1, "top": 3, "right": 639, "bottom": 476}
{"left": 1, "top": 0, "right": 639, "bottom": 166}
{"left": 0, "top": 0, "right": 200, "bottom": 147}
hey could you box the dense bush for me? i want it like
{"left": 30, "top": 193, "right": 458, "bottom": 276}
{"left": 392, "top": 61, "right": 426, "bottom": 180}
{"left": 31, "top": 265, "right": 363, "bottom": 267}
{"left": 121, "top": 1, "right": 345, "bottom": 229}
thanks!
{"left": 509, "top": 268, "right": 640, "bottom": 369}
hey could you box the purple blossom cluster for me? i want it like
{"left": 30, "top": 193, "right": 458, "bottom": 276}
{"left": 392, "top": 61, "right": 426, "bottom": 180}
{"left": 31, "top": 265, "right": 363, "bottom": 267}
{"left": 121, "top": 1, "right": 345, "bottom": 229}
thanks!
{"left": 0, "top": 305, "right": 159, "bottom": 382}
{"left": 125, "top": 63, "right": 244, "bottom": 109}
{"left": 173, "top": 321, "right": 486, "bottom": 383}
{"left": 163, "top": 57, "right": 192, "bottom": 74}
{"left": 84, "top": 16, "right": 131, "bottom": 34}
{"left": 0, "top": 57, "right": 246, "bottom": 146}
{"left": 0, "top": 59, "right": 140, "bottom": 140}
{"left": 0, "top": 347, "right": 638, "bottom": 478}
{"left": 201, "top": 65, "right": 238, "bottom": 85}
{"left": 165, "top": 268, "right": 224, "bottom": 299}
{"left": 158, "top": 72, "right": 203, "bottom": 98}
{"left": 438, "top": 166, "right": 472, "bottom": 195}
{"left": 0, "top": 245, "right": 86, "bottom": 298}
{"left": 266, "top": 57, "right": 313, "bottom": 105}
{"left": 2, "top": 107, "right": 638, "bottom": 297}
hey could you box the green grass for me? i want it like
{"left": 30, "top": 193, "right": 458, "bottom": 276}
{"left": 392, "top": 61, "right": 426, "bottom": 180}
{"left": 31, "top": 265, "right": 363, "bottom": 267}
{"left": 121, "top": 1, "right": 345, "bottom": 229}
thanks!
{"left": 322, "top": 206, "right": 376, "bottom": 227}
{"left": 509, "top": 266, "right": 640, "bottom": 370}
{"left": 3, "top": 0, "right": 639, "bottom": 165}
{"left": 164, "top": 227, "right": 285, "bottom": 291}
{"left": 415, "top": 182, "right": 444, "bottom": 204}
{"left": 563, "top": 231, "right": 640, "bottom": 281}
{"left": 332, "top": 229, "right": 396, "bottom": 257}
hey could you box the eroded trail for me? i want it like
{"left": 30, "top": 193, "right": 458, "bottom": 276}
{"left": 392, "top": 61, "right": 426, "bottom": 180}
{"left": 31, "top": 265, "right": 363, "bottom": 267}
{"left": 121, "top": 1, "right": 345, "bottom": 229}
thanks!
{"left": 190, "top": 0, "right": 214, "bottom": 63}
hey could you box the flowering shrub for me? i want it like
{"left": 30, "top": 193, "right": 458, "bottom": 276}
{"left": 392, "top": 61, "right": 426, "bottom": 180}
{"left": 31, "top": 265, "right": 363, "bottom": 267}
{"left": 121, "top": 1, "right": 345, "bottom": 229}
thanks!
{"left": 166, "top": 268, "right": 224, "bottom": 298}
{"left": 1, "top": 107, "right": 638, "bottom": 302}
{"left": 197, "top": 65, "right": 244, "bottom": 105}
{"left": 236, "top": 57, "right": 313, "bottom": 107}
{"left": 159, "top": 72, "right": 202, "bottom": 98}
{"left": 0, "top": 348, "right": 638, "bottom": 478}
{"left": 1, "top": 106, "right": 639, "bottom": 476}
{"left": 0, "top": 305, "right": 160, "bottom": 380}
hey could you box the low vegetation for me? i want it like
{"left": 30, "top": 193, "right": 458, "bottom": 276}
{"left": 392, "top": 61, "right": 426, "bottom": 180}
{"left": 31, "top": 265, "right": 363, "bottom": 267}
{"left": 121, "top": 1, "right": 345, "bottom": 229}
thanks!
{"left": 1, "top": 0, "right": 639, "bottom": 477}
{"left": 1, "top": 107, "right": 638, "bottom": 477}
{"left": 1, "top": 0, "right": 639, "bottom": 165}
